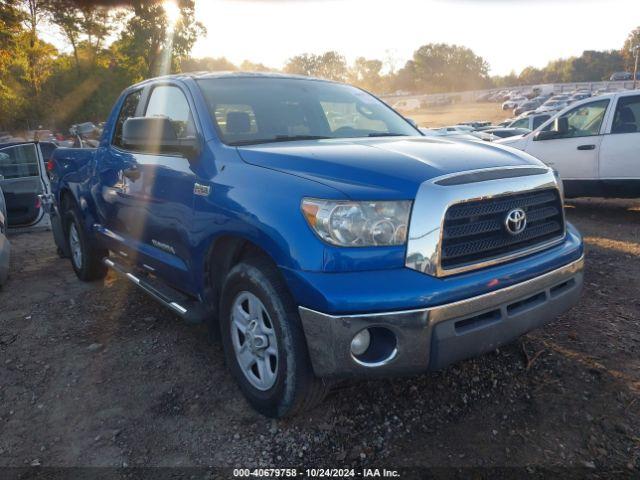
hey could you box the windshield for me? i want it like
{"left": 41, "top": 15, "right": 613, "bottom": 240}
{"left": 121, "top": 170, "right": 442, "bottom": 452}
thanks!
{"left": 196, "top": 77, "right": 419, "bottom": 146}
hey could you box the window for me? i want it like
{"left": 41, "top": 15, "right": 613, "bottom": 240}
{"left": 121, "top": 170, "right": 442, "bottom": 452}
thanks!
{"left": 197, "top": 78, "right": 417, "bottom": 145}
{"left": 0, "top": 144, "right": 39, "bottom": 179}
{"left": 510, "top": 118, "right": 529, "bottom": 129}
{"left": 145, "top": 85, "right": 196, "bottom": 139}
{"left": 320, "top": 101, "right": 387, "bottom": 134}
{"left": 112, "top": 90, "right": 141, "bottom": 148}
{"left": 214, "top": 104, "right": 258, "bottom": 137}
{"left": 533, "top": 115, "right": 550, "bottom": 129}
{"left": 557, "top": 99, "right": 609, "bottom": 139}
{"left": 611, "top": 95, "right": 640, "bottom": 134}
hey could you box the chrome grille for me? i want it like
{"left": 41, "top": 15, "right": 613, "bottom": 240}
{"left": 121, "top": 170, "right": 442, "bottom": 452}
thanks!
{"left": 441, "top": 189, "right": 564, "bottom": 270}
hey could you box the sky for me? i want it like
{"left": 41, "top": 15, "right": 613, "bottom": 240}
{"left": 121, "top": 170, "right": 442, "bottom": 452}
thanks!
{"left": 190, "top": 0, "right": 639, "bottom": 75}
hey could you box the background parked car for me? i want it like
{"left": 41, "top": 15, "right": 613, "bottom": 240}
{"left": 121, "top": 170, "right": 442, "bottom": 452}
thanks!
{"left": 502, "top": 96, "right": 527, "bottom": 110}
{"left": 536, "top": 99, "right": 569, "bottom": 113}
{"left": 508, "top": 113, "right": 552, "bottom": 130}
{"left": 610, "top": 72, "right": 632, "bottom": 81}
{"left": 0, "top": 183, "right": 9, "bottom": 286}
{"left": 514, "top": 99, "right": 542, "bottom": 116}
{"left": 497, "top": 90, "right": 640, "bottom": 198}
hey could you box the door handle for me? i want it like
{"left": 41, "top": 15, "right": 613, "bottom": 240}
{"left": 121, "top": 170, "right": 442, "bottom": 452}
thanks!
{"left": 123, "top": 166, "right": 141, "bottom": 181}
{"left": 577, "top": 144, "right": 596, "bottom": 151}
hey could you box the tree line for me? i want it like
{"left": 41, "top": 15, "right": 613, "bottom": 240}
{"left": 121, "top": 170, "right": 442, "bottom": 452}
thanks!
{"left": 0, "top": 0, "right": 638, "bottom": 132}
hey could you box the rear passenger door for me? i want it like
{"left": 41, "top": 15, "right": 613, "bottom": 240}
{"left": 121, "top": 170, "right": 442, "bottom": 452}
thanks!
{"left": 599, "top": 94, "right": 640, "bottom": 196}
{"left": 0, "top": 142, "right": 50, "bottom": 228}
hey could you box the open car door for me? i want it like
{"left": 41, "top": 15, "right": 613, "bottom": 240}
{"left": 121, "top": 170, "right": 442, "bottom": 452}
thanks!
{"left": 0, "top": 142, "right": 52, "bottom": 229}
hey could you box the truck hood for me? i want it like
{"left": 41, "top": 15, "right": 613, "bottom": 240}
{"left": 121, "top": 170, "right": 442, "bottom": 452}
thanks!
{"left": 236, "top": 136, "right": 543, "bottom": 199}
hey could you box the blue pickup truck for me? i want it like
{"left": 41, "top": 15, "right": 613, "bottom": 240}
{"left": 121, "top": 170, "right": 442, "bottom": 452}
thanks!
{"left": 48, "top": 72, "right": 584, "bottom": 417}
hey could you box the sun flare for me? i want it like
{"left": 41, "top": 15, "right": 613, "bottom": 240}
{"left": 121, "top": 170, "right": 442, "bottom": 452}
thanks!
{"left": 163, "top": 0, "right": 181, "bottom": 27}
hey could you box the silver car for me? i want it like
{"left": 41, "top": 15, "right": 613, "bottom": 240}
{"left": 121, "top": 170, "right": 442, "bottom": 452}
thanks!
{"left": 0, "top": 182, "right": 10, "bottom": 286}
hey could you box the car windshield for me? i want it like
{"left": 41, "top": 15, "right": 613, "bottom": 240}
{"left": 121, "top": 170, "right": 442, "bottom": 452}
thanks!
{"left": 197, "top": 77, "right": 419, "bottom": 146}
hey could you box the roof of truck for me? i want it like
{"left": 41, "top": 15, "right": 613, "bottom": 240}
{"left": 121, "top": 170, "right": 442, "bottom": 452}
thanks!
{"left": 130, "top": 71, "right": 335, "bottom": 89}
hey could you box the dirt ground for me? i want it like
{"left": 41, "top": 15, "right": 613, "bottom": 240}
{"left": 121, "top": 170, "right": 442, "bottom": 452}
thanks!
{"left": 0, "top": 198, "right": 638, "bottom": 471}
{"left": 398, "top": 102, "right": 510, "bottom": 128}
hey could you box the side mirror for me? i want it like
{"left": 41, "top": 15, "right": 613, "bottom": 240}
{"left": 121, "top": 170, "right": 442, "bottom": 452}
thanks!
{"left": 122, "top": 117, "right": 200, "bottom": 160}
{"left": 534, "top": 130, "right": 559, "bottom": 141}
{"left": 405, "top": 117, "right": 418, "bottom": 128}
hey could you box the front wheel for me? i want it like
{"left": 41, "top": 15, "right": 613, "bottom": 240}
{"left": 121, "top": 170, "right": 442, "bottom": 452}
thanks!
{"left": 65, "top": 209, "right": 108, "bottom": 281}
{"left": 219, "top": 256, "right": 330, "bottom": 417}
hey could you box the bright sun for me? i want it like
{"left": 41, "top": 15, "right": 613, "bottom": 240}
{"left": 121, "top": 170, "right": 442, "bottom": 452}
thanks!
{"left": 163, "top": 0, "right": 181, "bottom": 27}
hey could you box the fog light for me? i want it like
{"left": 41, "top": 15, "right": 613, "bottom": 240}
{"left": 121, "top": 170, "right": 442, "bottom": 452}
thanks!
{"left": 350, "top": 329, "right": 371, "bottom": 356}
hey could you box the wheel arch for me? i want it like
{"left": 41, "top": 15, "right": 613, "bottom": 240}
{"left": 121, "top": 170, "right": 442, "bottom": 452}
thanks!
{"left": 202, "top": 234, "right": 286, "bottom": 320}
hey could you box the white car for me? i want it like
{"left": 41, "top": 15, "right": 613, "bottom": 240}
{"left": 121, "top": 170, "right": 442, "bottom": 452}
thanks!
{"left": 497, "top": 90, "right": 640, "bottom": 198}
{"left": 502, "top": 96, "right": 528, "bottom": 110}
{"left": 535, "top": 101, "right": 569, "bottom": 113}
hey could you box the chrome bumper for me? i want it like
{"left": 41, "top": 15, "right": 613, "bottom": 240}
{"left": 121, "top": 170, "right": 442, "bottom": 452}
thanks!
{"left": 299, "top": 255, "right": 584, "bottom": 377}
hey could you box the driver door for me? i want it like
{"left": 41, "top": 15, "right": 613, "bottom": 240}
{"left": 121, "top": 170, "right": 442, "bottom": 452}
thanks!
{"left": 525, "top": 99, "right": 609, "bottom": 181}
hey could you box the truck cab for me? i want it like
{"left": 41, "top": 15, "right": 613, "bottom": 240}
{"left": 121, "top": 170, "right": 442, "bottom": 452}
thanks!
{"left": 498, "top": 91, "right": 640, "bottom": 198}
{"left": 48, "top": 72, "right": 584, "bottom": 417}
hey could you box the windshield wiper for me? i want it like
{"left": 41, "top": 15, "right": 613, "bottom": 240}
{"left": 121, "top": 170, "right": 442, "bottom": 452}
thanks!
{"left": 367, "top": 132, "right": 409, "bottom": 137}
{"left": 229, "top": 135, "right": 330, "bottom": 146}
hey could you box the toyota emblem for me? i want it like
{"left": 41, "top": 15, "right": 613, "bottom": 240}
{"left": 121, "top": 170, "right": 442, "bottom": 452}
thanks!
{"left": 505, "top": 208, "right": 527, "bottom": 235}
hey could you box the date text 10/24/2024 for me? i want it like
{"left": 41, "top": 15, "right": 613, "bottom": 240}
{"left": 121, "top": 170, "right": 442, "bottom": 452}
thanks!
{"left": 233, "top": 468, "right": 401, "bottom": 478}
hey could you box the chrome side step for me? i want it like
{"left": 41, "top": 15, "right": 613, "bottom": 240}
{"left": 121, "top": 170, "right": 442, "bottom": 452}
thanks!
{"left": 103, "top": 257, "right": 208, "bottom": 324}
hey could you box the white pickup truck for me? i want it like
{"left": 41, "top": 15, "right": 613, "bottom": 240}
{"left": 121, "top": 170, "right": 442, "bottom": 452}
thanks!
{"left": 497, "top": 90, "right": 640, "bottom": 198}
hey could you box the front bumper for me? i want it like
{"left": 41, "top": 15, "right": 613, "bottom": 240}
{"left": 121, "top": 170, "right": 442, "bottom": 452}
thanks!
{"left": 299, "top": 255, "right": 583, "bottom": 377}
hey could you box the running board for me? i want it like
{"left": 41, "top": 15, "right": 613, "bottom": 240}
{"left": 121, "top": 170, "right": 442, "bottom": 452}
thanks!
{"left": 103, "top": 257, "right": 208, "bottom": 324}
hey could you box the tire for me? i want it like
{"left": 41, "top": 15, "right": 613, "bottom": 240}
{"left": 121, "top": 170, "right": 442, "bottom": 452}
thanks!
{"left": 65, "top": 208, "right": 108, "bottom": 281}
{"left": 219, "top": 256, "right": 330, "bottom": 417}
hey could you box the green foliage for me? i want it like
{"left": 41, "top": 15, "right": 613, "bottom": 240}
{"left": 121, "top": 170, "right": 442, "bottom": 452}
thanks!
{"left": 622, "top": 27, "right": 640, "bottom": 71}
{"left": 181, "top": 56, "right": 238, "bottom": 72}
{"left": 1, "top": 0, "right": 205, "bottom": 131}
{"left": 117, "top": 0, "right": 205, "bottom": 78}
{"left": 284, "top": 51, "right": 348, "bottom": 81}
{"left": 0, "top": 4, "right": 637, "bottom": 133}
{"left": 408, "top": 43, "right": 491, "bottom": 93}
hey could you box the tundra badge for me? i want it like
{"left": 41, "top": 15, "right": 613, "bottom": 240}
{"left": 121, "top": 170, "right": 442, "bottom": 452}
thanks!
{"left": 194, "top": 183, "right": 211, "bottom": 196}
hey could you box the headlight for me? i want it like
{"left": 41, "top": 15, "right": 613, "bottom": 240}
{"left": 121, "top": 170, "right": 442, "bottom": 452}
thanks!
{"left": 301, "top": 198, "right": 412, "bottom": 247}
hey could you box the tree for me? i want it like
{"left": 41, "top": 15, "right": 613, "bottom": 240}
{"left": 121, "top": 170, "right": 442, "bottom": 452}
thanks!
{"left": 18, "top": 0, "right": 52, "bottom": 96}
{"left": 350, "top": 57, "right": 384, "bottom": 92}
{"left": 571, "top": 50, "right": 624, "bottom": 81}
{"left": 0, "top": 0, "right": 25, "bottom": 129}
{"left": 45, "top": 1, "right": 121, "bottom": 71}
{"left": 181, "top": 56, "right": 237, "bottom": 72}
{"left": 116, "top": 0, "right": 205, "bottom": 79}
{"left": 239, "top": 60, "right": 271, "bottom": 72}
{"left": 409, "top": 43, "right": 490, "bottom": 93}
{"left": 284, "top": 51, "right": 348, "bottom": 81}
{"left": 622, "top": 26, "right": 640, "bottom": 72}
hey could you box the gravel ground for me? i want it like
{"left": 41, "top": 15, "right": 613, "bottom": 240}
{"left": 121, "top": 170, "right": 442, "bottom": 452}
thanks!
{"left": 0, "top": 198, "right": 638, "bottom": 471}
